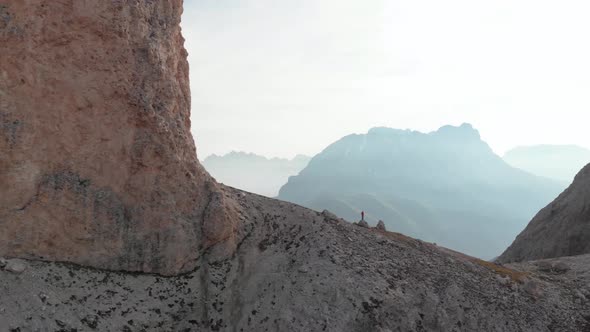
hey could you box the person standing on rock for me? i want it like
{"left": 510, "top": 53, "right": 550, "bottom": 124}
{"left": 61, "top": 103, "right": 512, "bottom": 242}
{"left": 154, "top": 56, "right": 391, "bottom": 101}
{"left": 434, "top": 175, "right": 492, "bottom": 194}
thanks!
{"left": 361, "top": 211, "right": 365, "bottom": 221}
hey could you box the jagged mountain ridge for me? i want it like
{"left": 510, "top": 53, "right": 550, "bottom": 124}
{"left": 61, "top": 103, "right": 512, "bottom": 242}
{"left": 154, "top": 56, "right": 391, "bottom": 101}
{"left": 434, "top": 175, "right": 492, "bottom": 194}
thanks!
{"left": 279, "top": 124, "right": 564, "bottom": 258}
{"left": 203, "top": 152, "right": 310, "bottom": 197}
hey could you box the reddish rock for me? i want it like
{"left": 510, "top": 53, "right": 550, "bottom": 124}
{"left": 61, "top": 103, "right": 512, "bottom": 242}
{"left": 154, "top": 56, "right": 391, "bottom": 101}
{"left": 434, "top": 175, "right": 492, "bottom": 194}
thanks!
{"left": 0, "top": 0, "right": 238, "bottom": 275}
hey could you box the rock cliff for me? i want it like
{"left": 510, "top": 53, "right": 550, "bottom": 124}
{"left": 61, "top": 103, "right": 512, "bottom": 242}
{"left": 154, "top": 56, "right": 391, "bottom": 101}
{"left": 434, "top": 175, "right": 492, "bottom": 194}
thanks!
{"left": 499, "top": 163, "right": 590, "bottom": 263}
{"left": 0, "top": 0, "right": 238, "bottom": 275}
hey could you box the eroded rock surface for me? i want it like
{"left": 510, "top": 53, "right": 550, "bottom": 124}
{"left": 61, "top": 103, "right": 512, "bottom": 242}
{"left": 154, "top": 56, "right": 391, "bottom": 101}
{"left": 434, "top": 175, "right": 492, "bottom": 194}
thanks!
{"left": 499, "top": 163, "right": 590, "bottom": 263}
{"left": 1, "top": 190, "right": 589, "bottom": 331}
{"left": 0, "top": 0, "right": 240, "bottom": 275}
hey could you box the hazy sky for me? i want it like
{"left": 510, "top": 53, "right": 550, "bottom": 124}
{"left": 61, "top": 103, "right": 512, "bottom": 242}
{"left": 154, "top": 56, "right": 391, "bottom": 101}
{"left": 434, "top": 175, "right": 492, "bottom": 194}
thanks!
{"left": 182, "top": 0, "right": 590, "bottom": 159}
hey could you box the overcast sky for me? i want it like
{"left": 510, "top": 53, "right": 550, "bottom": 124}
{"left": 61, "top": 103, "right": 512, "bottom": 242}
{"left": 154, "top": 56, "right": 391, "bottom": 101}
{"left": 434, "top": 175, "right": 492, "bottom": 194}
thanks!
{"left": 181, "top": 0, "right": 590, "bottom": 159}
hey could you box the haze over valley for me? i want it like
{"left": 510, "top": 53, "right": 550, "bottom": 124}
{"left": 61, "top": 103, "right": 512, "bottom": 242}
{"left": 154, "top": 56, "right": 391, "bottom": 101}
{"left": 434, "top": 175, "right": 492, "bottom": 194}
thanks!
{"left": 504, "top": 145, "right": 590, "bottom": 184}
{"left": 206, "top": 123, "right": 577, "bottom": 259}
{"left": 203, "top": 152, "right": 310, "bottom": 197}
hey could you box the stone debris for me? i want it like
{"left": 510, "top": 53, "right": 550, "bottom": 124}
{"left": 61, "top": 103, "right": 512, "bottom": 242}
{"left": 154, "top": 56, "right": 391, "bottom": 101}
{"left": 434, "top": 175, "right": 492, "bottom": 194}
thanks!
{"left": 4, "top": 259, "right": 27, "bottom": 274}
{"left": 357, "top": 220, "right": 369, "bottom": 228}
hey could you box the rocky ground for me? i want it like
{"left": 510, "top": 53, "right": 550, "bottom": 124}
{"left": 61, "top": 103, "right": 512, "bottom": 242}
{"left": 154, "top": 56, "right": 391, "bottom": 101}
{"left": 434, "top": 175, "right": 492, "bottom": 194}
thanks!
{"left": 1, "top": 187, "right": 589, "bottom": 332}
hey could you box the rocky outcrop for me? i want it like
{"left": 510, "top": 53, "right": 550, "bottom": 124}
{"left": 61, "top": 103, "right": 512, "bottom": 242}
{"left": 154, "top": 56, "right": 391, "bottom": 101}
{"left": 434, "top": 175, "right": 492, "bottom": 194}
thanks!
{"left": 3, "top": 258, "right": 27, "bottom": 274}
{"left": 0, "top": 0, "right": 239, "bottom": 275}
{"left": 356, "top": 220, "right": 369, "bottom": 228}
{"left": 498, "top": 163, "right": 590, "bottom": 263}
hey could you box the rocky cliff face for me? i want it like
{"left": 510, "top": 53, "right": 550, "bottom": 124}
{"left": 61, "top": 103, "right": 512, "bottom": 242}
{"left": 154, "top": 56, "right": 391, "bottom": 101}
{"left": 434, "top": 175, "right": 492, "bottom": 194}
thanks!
{"left": 0, "top": 0, "right": 239, "bottom": 275}
{"left": 498, "top": 164, "right": 590, "bottom": 263}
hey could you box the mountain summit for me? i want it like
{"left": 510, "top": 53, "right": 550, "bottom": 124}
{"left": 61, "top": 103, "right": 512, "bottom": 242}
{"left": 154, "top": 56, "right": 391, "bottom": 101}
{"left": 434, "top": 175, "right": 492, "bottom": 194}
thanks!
{"left": 279, "top": 124, "right": 563, "bottom": 258}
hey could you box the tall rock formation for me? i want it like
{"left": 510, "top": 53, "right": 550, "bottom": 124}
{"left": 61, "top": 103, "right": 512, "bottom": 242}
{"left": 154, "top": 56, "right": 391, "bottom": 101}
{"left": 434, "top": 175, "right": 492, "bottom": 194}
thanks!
{"left": 0, "top": 0, "right": 238, "bottom": 275}
{"left": 498, "top": 163, "right": 590, "bottom": 263}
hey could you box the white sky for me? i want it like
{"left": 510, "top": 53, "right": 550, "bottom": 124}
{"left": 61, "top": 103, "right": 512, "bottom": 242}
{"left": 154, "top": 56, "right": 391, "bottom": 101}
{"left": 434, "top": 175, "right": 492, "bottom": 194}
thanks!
{"left": 181, "top": 0, "right": 590, "bottom": 159}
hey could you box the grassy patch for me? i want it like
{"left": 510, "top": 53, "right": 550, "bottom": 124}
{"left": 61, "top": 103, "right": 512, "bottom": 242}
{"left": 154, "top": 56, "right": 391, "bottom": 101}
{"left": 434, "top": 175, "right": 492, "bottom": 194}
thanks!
{"left": 471, "top": 258, "right": 529, "bottom": 283}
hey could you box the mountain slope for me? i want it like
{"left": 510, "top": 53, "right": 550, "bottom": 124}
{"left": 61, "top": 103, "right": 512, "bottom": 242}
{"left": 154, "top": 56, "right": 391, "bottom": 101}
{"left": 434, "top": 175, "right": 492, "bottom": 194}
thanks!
{"left": 2, "top": 188, "right": 590, "bottom": 331}
{"left": 203, "top": 152, "right": 310, "bottom": 197}
{"left": 279, "top": 124, "right": 564, "bottom": 258}
{"left": 504, "top": 145, "right": 590, "bottom": 183}
{"left": 498, "top": 163, "right": 590, "bottom": 263}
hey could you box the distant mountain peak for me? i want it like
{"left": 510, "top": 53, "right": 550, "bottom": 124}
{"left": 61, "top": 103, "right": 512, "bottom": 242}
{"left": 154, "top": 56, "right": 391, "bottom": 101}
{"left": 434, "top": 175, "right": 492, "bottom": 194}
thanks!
{"left": 433, "top": 123, "right": 480, "bottom": 140}
{"left": 203, "top": 151, "right": 311, "bottom": 197}
{"left": 205, "top": 151, "right": 311, "bottom": 163}
{"left": 367, "top": 127, "right": 414, "bottom": 136}
{"left": 367, "top": 123, "right": 481, "bottom": 141}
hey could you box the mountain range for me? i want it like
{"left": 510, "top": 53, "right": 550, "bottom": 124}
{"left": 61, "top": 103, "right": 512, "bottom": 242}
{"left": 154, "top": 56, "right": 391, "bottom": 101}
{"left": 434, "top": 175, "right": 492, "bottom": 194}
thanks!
{"left": 203, "top": 152, "right": 310, "bottom": 197}
{"left": 278, "top": 124, "right": 564, "bottom": 259}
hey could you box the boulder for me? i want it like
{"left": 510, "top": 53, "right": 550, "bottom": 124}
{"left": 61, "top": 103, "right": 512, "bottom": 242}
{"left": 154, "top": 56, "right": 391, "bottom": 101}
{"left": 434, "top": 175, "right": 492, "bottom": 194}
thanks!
{"left": 536, "top": 260, "right": 554, "bottom": 272}
{"left": 376, "top": 220, "right": 387, "bottom": 231}
{"left": 321, "top": 210, "right": 339, "bottom": 222}
{"left": 357, "top": 220, "right": 370, "bottom": 228}
{"left": 4, "top": 259, "right": 27, "bottom": 273}
{"left": 553, "top": 261, "right": 571, "bottom": 273}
